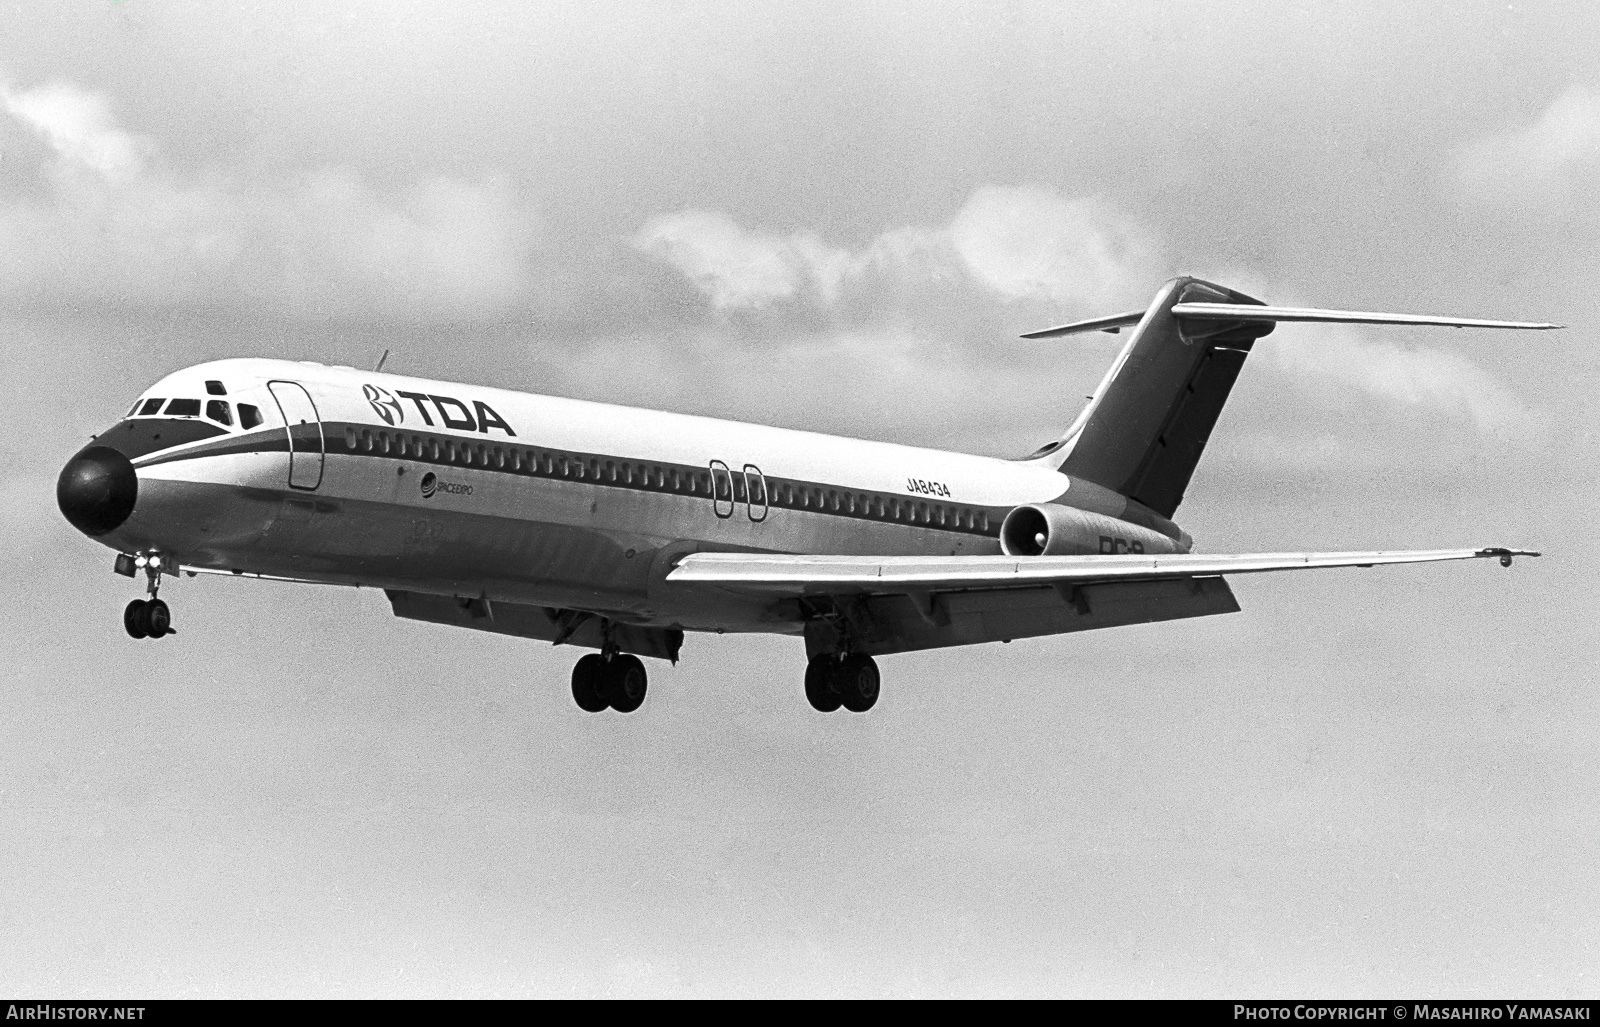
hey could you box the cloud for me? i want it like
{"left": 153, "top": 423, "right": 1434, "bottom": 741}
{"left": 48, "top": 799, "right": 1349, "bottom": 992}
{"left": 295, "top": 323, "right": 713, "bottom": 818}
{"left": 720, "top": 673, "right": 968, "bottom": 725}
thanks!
{"left": 2, "top": 80, "right": 148, "bottom": 184}
{"left": 633, "top": 197, "right": 1534, "bottom": 444}
{"left": 631, "top": 210, "right": 829, "bottom": 309}
{"left": 0, "top": 79, "right": 535, "bottom": 317}
{"left": 945, "top": 186, "right": 1161, "bottom": 309}
{"left": 1259, "top": 323, "right": 1535, "bottom": 439}
{"left": 631, "top": 185, "right": 1162, "bottom": 315}
{"left": 1450, "top": 83, "right": 1600, "bottom": 211}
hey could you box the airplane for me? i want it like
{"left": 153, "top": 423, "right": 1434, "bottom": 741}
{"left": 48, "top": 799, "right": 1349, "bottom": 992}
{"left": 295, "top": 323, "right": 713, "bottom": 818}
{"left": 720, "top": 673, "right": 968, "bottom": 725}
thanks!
{"left": 55, "top": 276, "right": 1555, "bottom": 714}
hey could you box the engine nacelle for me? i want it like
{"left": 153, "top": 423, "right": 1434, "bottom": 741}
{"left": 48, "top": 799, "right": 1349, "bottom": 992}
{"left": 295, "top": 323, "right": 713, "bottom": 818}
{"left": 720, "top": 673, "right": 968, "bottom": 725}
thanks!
{"left": 998, "top": 502, "right": 1183, "bottom": 557}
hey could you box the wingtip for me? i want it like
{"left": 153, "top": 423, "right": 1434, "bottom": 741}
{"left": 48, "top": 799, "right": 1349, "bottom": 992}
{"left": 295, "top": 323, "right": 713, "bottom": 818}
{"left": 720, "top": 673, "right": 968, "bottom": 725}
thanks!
{"left": 1477, "top": 547, "right": 1541, "bottom": 567}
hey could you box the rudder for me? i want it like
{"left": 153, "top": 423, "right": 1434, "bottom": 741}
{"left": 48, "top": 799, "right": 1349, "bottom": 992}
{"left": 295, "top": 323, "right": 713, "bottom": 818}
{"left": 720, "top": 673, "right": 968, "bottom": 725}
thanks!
{"left": 1044, "top": 276, "right": 1274, "bottom": 518}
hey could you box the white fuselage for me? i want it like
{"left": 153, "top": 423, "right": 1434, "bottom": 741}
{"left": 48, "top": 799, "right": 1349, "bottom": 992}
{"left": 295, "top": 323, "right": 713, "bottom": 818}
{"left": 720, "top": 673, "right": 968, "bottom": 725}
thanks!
{"left": 89, "top": 358, "right": 1176, "bottom": 635}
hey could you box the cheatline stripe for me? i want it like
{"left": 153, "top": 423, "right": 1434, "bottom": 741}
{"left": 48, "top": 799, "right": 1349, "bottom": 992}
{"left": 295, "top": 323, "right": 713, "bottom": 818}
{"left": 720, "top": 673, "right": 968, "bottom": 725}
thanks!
{"left": 130, "top": 419, "right": 1024, "bottom": 539}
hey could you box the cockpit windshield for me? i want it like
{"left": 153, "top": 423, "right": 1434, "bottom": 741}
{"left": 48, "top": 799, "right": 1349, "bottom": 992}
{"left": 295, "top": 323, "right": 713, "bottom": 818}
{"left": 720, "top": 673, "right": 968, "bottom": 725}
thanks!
{"left": 126, "top": 384, "right": 250, "bottom": 430}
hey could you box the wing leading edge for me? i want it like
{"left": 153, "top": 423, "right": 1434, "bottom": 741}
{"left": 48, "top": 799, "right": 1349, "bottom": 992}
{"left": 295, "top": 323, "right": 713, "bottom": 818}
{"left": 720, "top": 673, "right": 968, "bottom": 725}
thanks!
{"left": 667, "top": 547, "right": 1537, "bottom": 597}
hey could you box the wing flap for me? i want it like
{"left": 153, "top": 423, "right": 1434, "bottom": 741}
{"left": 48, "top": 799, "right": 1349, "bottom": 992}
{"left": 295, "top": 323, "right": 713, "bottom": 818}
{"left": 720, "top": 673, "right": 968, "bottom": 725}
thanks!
{"left": 667, "top": 548, "right": 1536, "bottom": 597}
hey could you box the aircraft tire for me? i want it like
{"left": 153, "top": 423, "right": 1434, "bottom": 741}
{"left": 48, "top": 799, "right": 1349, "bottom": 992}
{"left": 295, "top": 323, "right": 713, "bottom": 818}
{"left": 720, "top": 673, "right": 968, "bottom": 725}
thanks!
{"left": 146, "top": 598, "right": 171, "bottom": 638}
{"left": 124, "top": 599, "right": 148, "bottom": 639}
{"left": 804, "top": 656, "right": 842, "bottom": 712}
{"left": 571, "top": 654, "right": 609, "bottom": 713}
{"left": 610, "top": 655, "right": 648, "bottom": 713}
{"left": 835, "top": 654, "right": 880, "bottom": 713}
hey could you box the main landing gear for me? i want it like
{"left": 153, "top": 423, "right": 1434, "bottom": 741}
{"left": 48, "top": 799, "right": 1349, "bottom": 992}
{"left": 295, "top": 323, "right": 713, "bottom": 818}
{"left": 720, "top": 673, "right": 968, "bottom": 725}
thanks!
{"left": 805, "top": 652, "right": 880, "bottom": 713}
{"left": 124, "top": 598, "right": 172, "bottom": 639}
{"left": 571, "top": 651, "right": 649, "bottom": 713}
{"left": 120, "top": 551, "right": 175, "bottom": 640}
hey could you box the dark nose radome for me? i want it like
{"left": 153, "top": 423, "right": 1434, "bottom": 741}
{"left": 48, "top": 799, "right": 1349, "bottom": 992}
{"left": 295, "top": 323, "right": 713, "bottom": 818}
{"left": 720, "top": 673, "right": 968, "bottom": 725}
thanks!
{"left": 57, "top": 445, "right": 137, "bottom": 537}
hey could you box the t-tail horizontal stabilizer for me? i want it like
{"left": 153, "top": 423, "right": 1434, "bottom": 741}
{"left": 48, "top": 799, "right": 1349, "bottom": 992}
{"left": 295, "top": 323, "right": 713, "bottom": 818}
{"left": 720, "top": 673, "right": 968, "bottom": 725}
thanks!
{"left": 1022, "top": 304, "right": 1563, "bottom": 338}
{"left": 1017, "top": 277, "right": 1561, "bottom": 522}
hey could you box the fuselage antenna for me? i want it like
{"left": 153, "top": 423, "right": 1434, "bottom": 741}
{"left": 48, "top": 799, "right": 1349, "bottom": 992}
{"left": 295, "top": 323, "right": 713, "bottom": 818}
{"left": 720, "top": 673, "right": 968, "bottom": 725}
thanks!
{"left": 374, "top": 349, "right": 390, "bottom": 373}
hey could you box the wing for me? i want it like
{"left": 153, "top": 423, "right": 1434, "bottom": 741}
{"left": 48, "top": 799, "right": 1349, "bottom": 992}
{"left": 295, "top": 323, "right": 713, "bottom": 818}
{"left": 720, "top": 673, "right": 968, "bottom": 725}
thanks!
{"left": 667, "top": 547, "right": 1537, "bottom": 597}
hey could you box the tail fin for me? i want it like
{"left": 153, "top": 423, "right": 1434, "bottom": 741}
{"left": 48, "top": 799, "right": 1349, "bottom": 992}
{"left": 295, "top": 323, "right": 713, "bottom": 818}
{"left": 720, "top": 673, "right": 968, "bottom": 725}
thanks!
{"left": 1030, "top": 277, "right": 1270, "bottom": 518}
{"left": 1021, "top": 277, "right": 1559, "bottom": 519}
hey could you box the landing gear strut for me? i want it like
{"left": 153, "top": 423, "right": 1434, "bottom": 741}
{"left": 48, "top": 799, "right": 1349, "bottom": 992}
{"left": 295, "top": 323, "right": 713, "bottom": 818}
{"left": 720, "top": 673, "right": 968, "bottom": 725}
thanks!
{"left": 804, "top": 652, "right": 880, "bottom": 713}
{"left": 571, "top": 650, "right": 649, "bottom": 713}
{"left": 122, "top": 551, "right": 175, "bottom": 640}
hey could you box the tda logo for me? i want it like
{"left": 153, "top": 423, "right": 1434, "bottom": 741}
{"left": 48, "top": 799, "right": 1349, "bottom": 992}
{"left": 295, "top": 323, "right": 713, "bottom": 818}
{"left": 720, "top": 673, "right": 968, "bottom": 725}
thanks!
{"left": 363, "top": 383, "right": 517, "bottom": 436}
{"left": 364, "top": 384, "right": 404, "bottom": 425}
{"left": 420, "top": 472, "right": 437, "bottom": 499}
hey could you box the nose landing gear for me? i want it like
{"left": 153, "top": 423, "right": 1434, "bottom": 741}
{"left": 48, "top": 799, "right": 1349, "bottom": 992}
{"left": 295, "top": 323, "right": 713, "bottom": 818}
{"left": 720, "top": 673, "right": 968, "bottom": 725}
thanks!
{"left": 120, "top": 551, "right": 176, "bottom": 640}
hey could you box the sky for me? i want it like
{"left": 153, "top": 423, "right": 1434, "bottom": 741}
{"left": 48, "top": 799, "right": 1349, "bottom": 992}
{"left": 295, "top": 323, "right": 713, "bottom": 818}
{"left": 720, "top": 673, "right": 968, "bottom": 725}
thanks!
{"left": 1, "top": 0, "right": 1596, "bottom": 997}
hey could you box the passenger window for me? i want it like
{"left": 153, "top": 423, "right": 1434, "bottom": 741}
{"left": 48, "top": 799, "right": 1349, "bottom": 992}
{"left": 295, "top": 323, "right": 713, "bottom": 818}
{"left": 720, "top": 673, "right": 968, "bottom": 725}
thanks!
{"left": 238, "top": 404, "right": 263, "bottom": 429}
{"left": 205, "top": 380, "right": 227, "bottom": 396}
{"left": 139, "top": 398, "right": 165, "bottom": 416}
{"left": 165, "top": 398, "right": 201, "bottom": 417}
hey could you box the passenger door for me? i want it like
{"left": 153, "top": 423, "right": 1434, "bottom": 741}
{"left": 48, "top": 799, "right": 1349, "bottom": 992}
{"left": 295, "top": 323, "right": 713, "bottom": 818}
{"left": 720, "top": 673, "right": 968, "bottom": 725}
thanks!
{"left": 268, "top": 381, "right": 324, "bottom": 491}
